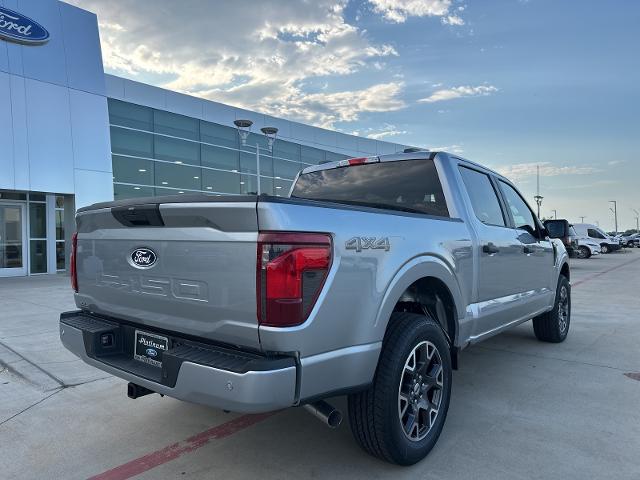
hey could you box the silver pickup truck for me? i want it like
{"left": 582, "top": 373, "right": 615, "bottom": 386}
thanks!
{"left": 60, "top": 150, "right": 571, "bottom": 465}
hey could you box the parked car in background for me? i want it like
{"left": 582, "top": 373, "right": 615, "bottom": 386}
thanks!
{"left": 571, "top": 227, "right": 601, "bottom": 259}
{"left": 572, "top": 223, "right": 621, "bottom": 253}
{"left": 620, "top": 233, "right": 640, "bottom": 247}
{"left": 543, "top": 219, "right": 577, "bottom": 257}
{"left": 544, "top": 220, "right": 601, "bottom": 259}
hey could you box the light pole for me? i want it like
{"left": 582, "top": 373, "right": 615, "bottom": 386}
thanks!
{"left": 579, "top": 216, "right": 586, "bottom": 223}
{"left": 551, "top": 209, "right": 557, "bottom": 220}
{"left": 609, "top": 200, "right": 618, "bottom": 234}
{"left": 633, "top": 208, "right": 639, "bottom": 234}
{"left": 234, "top": 119, "right": 278, "bottom": 195}
{"left": 534, "top": 195, "right": 543, "bottom": 219}
{"left": 533, "top": 165, "right": 543, "bottom": 218}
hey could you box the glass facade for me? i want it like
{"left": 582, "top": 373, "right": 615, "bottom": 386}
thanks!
{"left": 28, "top": 197, "right": 47, "bottom": 274}
{"left": 0, "top": 190, "right": 72, "bottom": 276}
{"left": 108, "top": 99, "right": 350, "bottom": 200}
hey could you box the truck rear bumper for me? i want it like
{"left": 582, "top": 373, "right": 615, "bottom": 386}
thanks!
{"left": 59, "top": 311, "right": 296, "bottom": 413}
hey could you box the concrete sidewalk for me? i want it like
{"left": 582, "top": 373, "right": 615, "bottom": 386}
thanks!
{"left": 1, "top": 250, "right": 639, "bottom": 479}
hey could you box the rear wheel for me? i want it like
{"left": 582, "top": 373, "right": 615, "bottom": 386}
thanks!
{"left": 533, "top": 275, "right": 571, "bottom": 343}
{"left": 348, "top": 312, "right": 452, "bottom": 465}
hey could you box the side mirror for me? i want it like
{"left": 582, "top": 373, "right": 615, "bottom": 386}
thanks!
{"left": 543, "top": 219, "right": 570, "bottom": 239}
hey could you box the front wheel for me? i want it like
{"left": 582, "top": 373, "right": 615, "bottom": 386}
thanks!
{"left": 576, "top": 246, "right": 591, "bottom": 259}
{"left": 348, "top": 312, "right": 452, "bottom": 465}
{"left": 532, "top": 275, "right": 571, "bottom": 343}
{"left": 601, "top": 244, "right": 610, "bottom": 254}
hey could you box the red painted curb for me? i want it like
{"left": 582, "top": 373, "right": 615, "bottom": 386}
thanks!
{"left": 88, "top": 412, "right": 275, "bottom": 480}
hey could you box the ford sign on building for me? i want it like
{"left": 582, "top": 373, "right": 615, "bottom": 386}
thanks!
{"left": 0, "top": 0, "right": 408, "bottom": 278}
{"left": 0, "top": 6, "right": 50, "bottom": 45}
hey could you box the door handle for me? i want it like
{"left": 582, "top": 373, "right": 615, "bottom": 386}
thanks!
{"left": 482, "top": 243, "right": 499, "bottom": 254}
{"left": 523, "top": 246, "right": 534, "bottom": 254}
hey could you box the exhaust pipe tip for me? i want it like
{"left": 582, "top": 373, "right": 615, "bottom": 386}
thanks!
{"left": 326, "top": 408, "right": 343, "bottom": 428}
{"left": 303, "top": 400, "right": 343, "bottom": 429}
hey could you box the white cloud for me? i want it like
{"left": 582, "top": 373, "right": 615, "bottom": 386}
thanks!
{"left": 351, "top": 123, "right": 409, "bottom": 139}
{"left": 369, "top": 0, "right": 453, "bottom": 23}
{"left": 429, "top": 144, "right": 464, "bottom": 154}
{"left": 441, "top": 15, "right": 465, "bottom": 26}
{"left": 67, "top": 0, "right": 404, "bottom": 128}
{"left": 493, "top": 162, "right": 601, "bottom": 182}
{"left": 419, "top": 85, "right": 498, "bottom": 103}
{"left": 209, "top": 81, "right": 406, "bottom": 129}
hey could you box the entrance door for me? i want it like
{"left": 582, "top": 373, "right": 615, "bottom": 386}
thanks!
{"left": 0, "top": 203, "right": 27, "bottom": 277}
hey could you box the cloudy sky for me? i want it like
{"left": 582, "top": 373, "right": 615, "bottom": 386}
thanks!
{"left": 68, "top": 0, "right": 640, "bottom": 231}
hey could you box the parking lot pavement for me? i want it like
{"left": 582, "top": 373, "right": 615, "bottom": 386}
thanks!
{"left": 1, "top": 250, "right": 639, "bottom": 479}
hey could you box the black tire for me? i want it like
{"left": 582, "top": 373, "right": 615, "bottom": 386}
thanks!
{"left": 577, "top": 246, "right": 591, "bottom": 259}
{"left": 532, "top": 275, "right": 571, "bottom": 343}
{"left": 348, "top": 312, "right": 452, "bottom": 465}
{"left": 601, "top": 244, "right": 610, "bottom": 254}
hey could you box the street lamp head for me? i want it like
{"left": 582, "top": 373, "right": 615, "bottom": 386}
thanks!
{"left": 234, "top": 119, "right": 253, "bottom": 146}
{"left": 234, "top": 119, "right": 253, "bottom": 129}
{"left": 260, "top": 126, "right": 278, "bottom": 136}
{"left": 261, "top": 126, "right": 278, "bottom": 151}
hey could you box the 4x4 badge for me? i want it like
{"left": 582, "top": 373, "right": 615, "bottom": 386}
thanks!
{"left": 346, "top": 237, "right": 391, "bottom": 252}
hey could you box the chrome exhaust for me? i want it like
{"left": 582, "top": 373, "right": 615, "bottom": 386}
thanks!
{"left": 303, "top": 400, "right": 343, "bottom": 428}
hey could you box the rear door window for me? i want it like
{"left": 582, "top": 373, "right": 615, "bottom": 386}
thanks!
{"left": 498, "top": 181, "right": 538, "bottom": 234}
{"left": 291, "top": 159, "right": 449, "bottom": 217}
{"left": 458, "top": 166, "right": 506, "bottom": 227}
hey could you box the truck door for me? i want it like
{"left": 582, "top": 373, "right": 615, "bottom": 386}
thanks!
{"left": 496, "top": 180, "right": 555, "bottom": 313}
{"left": 458, "top": 166, "right": 524, "bottom": 337}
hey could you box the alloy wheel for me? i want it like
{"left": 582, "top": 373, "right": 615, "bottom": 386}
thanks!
{"left": 558, "top": 285, "right": 569, "bottom": 334}
{"left": 398, "top": 341, "right": 444, "bottom": 441}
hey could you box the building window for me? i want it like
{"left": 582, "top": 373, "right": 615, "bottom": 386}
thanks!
{"left": 114, "top": 184, "right": 154, "bottom": 199}
{"left": 154, "top": 162, "right": 202, "bottom": 191}
{"left": 154, "top": 110, "right": 199, "bottom": 140}
{"left": 273, "top": 140, "right": 301, "bottom": 163}
{"left": 154, "top": 135, "right": 200, "bottom": 165}
{"left": 28, "top": 195, "right": 47, "bottom": 274}
{"left": 112, "top": 155, "right": 155, "bottom": 185}
{"left": 55, "top": 196, "right": 65, "bottom": 271}
{"left": 301, "top": 145, "right": 326, "bottom": 164}
{"left": 110, "top": 127, "right": 154, "bottom": 158}
{"left": 200, "top": 121, "right": 237, "bottom": 148}
{"left": 108, "top": 99, "right": 153, "bottom": 131}
{"left": 201, "top": 144, "right": 239, "bottom": 171}
{"left": 109, "top": 100, "right": 354, "bottom": 201}
{"left": 201, "top": 169, "right": 241, "bottom": 194}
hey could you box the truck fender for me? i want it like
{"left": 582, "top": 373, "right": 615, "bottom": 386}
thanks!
{"left": 373, "top": 255, "right": 466, "bottom": 345}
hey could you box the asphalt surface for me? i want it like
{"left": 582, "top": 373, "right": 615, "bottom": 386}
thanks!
{"left": 1, "top": 249, "right": 639, "bottom": 479}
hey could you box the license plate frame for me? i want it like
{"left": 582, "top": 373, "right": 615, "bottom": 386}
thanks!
{"left": 133, "top": 330, "right": 169, "bottom": 368}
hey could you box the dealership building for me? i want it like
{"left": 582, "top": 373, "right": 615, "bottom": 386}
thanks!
{"left": 0, "top": 0, "right": 407, "bottom": 278}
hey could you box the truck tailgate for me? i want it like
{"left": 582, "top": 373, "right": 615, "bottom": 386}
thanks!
{"left": 74, "top": 196, "right": 261, "bottom": 350}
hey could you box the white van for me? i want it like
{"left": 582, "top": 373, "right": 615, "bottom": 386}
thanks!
{"left": 571, "top": 223, "right": 621, "bottom": 253}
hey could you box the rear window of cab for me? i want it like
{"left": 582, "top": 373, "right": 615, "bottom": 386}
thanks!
{"left": 291, "top": 159, "right": 449, "bottom": 217}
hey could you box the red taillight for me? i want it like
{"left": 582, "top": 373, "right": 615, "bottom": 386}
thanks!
{"left": 70, "top": 232, "right": 78, "bottom": 292}
{"left": 257, "top": 232, "right": 332, "bottom": 327}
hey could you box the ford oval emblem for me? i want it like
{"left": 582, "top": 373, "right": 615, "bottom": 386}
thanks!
{"left": 130, "top": 248, "right": 157, "bottom": 269}
{"left": 146, "top": 348, "right": 158, "bottom": 357}
{"left": 0, "top": 7, "right": 50, "bottom": 45}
